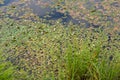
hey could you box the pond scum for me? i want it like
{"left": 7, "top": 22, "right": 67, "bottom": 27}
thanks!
{"left": 0, "top": 0, "right": 120, "bottom": 80}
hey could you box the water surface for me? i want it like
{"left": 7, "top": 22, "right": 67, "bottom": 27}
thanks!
{"left": 0, "top": 0, "right": 119, "bottom": 28}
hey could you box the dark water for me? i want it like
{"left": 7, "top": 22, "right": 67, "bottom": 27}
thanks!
{"left": 0, "top": 0, "right": 115, "bottom": 27}
{"left": 26, "top": 0, "right": 92, "bottom": 27}
{"left": 0, "top": 0, "right": 17, "bottom": 6}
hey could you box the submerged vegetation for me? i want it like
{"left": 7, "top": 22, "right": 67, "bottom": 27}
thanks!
{"left": 0, "top": 19, "right": 120, "bottom": 80}
{"left": 0, "top": 0, "right": 120, "bottom": 80}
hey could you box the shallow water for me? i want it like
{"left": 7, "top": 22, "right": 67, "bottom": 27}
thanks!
{"left": 0, "top": 0, "right": 120, "bottom": 28}
{"left": 0, "top": 1, "right": 120, "bottom": 79}
{"left": 0, "top": 0, "right": 17, "bottom": 6}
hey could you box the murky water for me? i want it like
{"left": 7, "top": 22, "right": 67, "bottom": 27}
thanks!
{"left": 0, "top": 0, "right": 18, "bottom": 6}
{"left": 0, "top": 0, "right": 120, "bottom": 27}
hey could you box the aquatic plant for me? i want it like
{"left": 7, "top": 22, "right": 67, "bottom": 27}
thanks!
{"left": 0, "top": 48, "right": 15, "bottom": 80}
{"left": 0, "top": 0, "right": 120, "bottom": 80}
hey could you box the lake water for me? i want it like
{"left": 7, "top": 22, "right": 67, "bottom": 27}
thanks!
{"left": 0, "top": 0, "right": 120, "bottom": 28}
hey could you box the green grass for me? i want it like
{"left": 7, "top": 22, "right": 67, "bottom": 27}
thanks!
{"left": 0, "top": 17, "right": 120, "bottom": 80}
{"left": 0, "top": 48, "right": 15, "bottom": 80}
{"left": 0, "top": 0, "right": 120, "bottom": 80}
{"left": 0, "top": 62, "right": 14, "bottom": 80}
{"left": 64, "top": 40, "right": 120, "bottom": 80}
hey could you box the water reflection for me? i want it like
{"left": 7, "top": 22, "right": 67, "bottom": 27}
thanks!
{"left": 0, "top": 0, "right": 17, "bottom": 7}
{"left": 26, "top": 0, "right": 95, "bottom": 27}
{"left": 0, "top": 0, "right": 118, "bottom": 28}
{"left": 0, "top": 0, "right": 93, "bottom": 27}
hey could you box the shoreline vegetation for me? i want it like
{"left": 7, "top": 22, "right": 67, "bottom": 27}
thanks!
{"left": 0, "top": 0, "right": 120, "bottom": 80}
{"left": 0, "top": 19, "right": 120, "bottom": 80}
